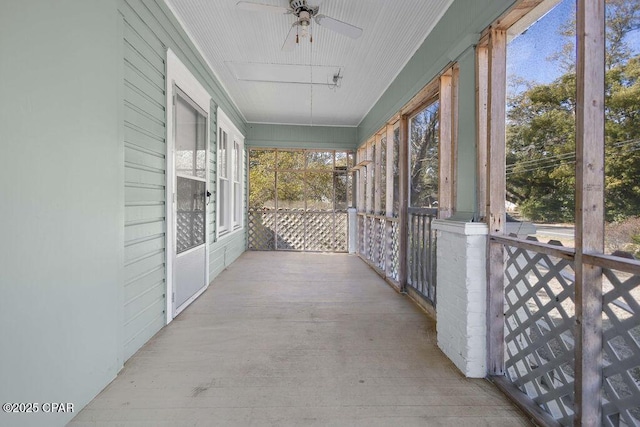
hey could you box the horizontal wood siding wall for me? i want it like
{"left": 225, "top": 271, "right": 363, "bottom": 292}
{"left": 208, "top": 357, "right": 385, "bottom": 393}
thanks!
{"left": 120, "top": 0, "right": 247, "bottom": 361}
{"left": 246, "top": 123, "right": 357, "bottom": 150}
{"left": 122, "top": 1, "right": 167, "bottom": 360}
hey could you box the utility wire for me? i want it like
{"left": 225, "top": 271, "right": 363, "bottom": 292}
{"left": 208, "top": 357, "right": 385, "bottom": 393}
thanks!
{"left": 506, "top": 137, "right": 640, "bottom": 175}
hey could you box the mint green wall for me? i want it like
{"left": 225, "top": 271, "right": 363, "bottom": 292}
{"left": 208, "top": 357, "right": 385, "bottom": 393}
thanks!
{"left": 356, "top": 0, "right": 518, "bottom": 217}
{"left": 120, "top": 0, "right": 247, "bottom": 362}
{"left": 0, "top": 0, "right": 523, "bottom": 424}
{"left": 455, "top": 48, "right": 478, "bottom": 214}
{"left": 1, "top": 0, "right": 248, "bottom": 425}
{"left": 246, "top": 123, "right": 357, "bottom": 150}
{"left": 0, "top": 1, "right": 122, "bottom": 426}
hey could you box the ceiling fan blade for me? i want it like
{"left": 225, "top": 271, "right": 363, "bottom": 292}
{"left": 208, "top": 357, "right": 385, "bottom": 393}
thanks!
{"left": 282, "top": 24, "right": 298, "bottom": 51}
{"left": 306, "top": 0, "right": 323, "bottom": 8}
{"left": 314, "top": 14, "right": 363, "bottom": 39}
{"left": 236, "top": 1, "right": 290, "bottom": 14}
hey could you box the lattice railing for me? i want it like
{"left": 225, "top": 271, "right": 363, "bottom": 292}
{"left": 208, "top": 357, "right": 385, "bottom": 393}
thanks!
{"left": 335, "top": 213, "right": 348, "bottom": 252}
{"left": 375, "top": 217, "right": 386, "bottom": 271}
{"left": 499, "top": 237, "right": 640, "bottom": 426}
{"left": 357, "top": 212, "right": 400, "bottom": 287}
{"left": 601, "top": 265, "right": 640, "bottom": 426}
{"left": 389, "top": 220, "right": 400, "bottom": 281}
{"left": 247, "top": 209, "right": 276, "bottom": 250}
{"left": 367, "top": 216, "right": 376, "bottom": 261}
{"left": 275, "top": 211, "right": 305, "bottom": 250}
{"left": 358, "top": 215, "right": 366, "bottom": 256}
{"left": 247, "top": 209, "right": 347, "bottom": 252}
{"left": 503, "top": 242, "right": 576, "bottom": 425}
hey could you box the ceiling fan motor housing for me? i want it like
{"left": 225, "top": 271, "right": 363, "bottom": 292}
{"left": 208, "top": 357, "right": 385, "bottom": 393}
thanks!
{"left": 289, "top": 0, "right": 318, "bottom": 17}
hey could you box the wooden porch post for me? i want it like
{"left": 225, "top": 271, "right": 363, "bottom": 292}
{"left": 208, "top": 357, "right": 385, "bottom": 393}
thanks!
{"left": 366, "top": 140, "right": 374, "bottom": 214}
{"left": 574, "top": 0, "right": 605, "bottom": 425}
{"left": 357, "top": 147, "right": 365, "bottom": 254}
{"left": 357, "top": 147, "right": 365, "bottom": 212}
{"left": 398, "top": 115, "right": 409, "bottom": 291}
{"left": 385, "top": 123, "right": 395, "bottom": 280}
{"left": 439, "top": 70, "right": 454, "bottom": 219}
{"left": 385, "top": 124, "right": 395, "bottom": 217}
{"left": 476, "top": 43, "right": 489, "bottom": 222}
{"left": 374, "top": 133, "right": 383, "bottom": 215}
{"left": 451, "top": 64, "right": 459, "bottom": 215}
{"left": 486, "top": 28, "right": 507, "bottom": 376}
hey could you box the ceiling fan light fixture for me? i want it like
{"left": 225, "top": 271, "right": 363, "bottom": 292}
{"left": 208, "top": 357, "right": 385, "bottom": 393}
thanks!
{"left": 299, "top": 11, "right": 310, "bottom": 37}
{"left": 237, "top": 0, "right": 362, "bottom": 50}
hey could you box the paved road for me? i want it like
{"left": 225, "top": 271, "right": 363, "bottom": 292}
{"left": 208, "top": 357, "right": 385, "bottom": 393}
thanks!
{"left": 534, "top": 224, "right": 575, "bottom": 238}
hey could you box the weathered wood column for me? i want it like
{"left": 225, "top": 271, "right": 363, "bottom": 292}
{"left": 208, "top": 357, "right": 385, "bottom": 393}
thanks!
{"left": 486, "top": 27, "right": 507, "bottom": 376}
{"left": 574, "top": 0, "right": 605, "bottom": 425}
{"left": 398, "top": 115, "right": 409, "bottom": 291}
{"left": 476, "top": 44, "right": 488, "bottom": 222}
{"left": 385, "top": 123, "right": 396, "bottom": 280}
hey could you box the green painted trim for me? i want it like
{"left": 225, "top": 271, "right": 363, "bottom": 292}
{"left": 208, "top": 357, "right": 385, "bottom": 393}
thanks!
{"left": 246, "top": 123, "right": 357, "bottom": 150}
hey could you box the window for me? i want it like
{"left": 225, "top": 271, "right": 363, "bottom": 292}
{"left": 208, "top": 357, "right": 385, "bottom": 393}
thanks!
{"left": 218, "top": 127, "right": 229, "bottom": 233}
{"left": 175, "top": 89, "right": 208, "bottom": 253}
{"left": 233, "top": 141, "right": 242, "bottom": 226}
{"left": 216, "top": 108, "right": 244, "bottom": 237}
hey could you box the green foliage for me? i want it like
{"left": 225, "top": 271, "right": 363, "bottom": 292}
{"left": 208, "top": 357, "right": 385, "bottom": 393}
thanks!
{"left": 249, "top": 149, "right": 351, "bottom": 211}
{"left": 506, "top": 74, "right": 577, "bottom": 222}
{"left": 248, "top": 150, "right": 276, "bottom": 208}
{"left": 549, "top": 0, "right": 640, "bottom": 70}
{"left": 507, "top": 0, "right": 640, "bottom": 222}
{"left": 507, "top": 56, "right": 640, "bottom": 222}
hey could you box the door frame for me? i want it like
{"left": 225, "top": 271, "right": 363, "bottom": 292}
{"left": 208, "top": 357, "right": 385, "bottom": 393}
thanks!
{"left": 166, "top": 49, "right": 211, "bottom": 324}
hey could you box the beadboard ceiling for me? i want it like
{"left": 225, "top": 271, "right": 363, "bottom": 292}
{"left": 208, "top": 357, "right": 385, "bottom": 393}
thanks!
{"left": 165, "top": 0, "right": 454, "bottom": 126}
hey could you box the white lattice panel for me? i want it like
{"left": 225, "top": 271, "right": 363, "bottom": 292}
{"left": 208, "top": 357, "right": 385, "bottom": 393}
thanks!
{"left": 390, "top": 221, "right": 400, "bottom": 281}
{"left": 602, "top": 267, "right": 640, "bottom": 426}
{"left": 503, "top": 244, "right": 576, "bottom": 425}
{"left": 248, "top": 209, "right": 347, "bottom": 252}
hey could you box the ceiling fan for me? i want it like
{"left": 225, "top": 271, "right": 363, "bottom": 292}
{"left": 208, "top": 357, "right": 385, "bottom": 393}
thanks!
{"left": 236, "top": 0, "right": 363, "bottom": 50}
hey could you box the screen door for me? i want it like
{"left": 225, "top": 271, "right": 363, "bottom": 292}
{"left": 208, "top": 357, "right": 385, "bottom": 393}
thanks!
{"left": 173, "top": 88, "right": 208, "bottom": 314}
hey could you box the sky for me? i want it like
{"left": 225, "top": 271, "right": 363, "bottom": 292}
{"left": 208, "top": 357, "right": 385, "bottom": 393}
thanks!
{"left": 507, "top": 0, "right": 640, "bottom": 92}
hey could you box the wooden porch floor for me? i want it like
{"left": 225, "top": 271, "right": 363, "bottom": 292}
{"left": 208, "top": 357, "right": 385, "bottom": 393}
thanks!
{"left": 70, "top": 252, "right": 531, "bottom": 426}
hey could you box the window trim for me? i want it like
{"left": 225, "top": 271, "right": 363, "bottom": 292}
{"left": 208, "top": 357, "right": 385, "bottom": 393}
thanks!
{"left": 216, "top": 107, "right": 245, "bottom": 239}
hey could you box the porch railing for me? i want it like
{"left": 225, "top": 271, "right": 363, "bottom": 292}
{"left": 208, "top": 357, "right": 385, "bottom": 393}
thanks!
{"left": 357, "top": 212, "right": 400, "bottom": 286}
{"left": 492, "top": 235, "right": 640, "bottom": 426}
{"left": 248, "top": 208, "right": 348, "bottom": 252}
{"left": 406, "top": 207, "right": 438, "bottom": 305}
{"left": 357, "top": 208, "right": 437, "bottom": 304}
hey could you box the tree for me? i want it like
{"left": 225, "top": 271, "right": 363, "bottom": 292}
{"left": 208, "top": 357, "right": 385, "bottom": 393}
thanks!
{"left": 506, "top": 73, "right": 576, "bottom": 222}
{"left": 507, "top": 55, "right": 640, "bottom": 222}
{"left": 604, "top": 56, "right": 640, "bottom": 221}
{"left": 507, "top": 0, "right": 640, "bottom": 222}
{"left": 409, "top": 102, "right": 439, "bottom": 208}
{"left": 248, "top": 149, "right": 351, "bottom": 211}
{"left": 549, "top": 0, "right": 640, "bottom": 70}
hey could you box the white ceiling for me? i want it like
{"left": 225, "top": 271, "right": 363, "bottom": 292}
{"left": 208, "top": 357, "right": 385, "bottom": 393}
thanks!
{"left": 165, "top": 0, "right": 454, "bottom": 126}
